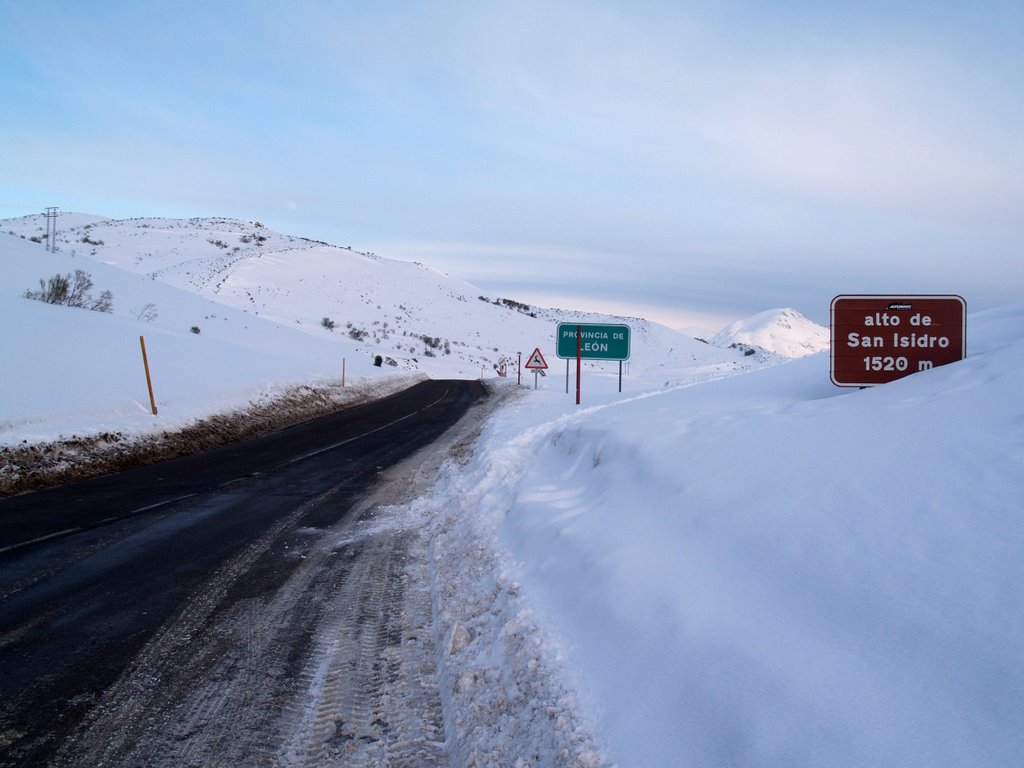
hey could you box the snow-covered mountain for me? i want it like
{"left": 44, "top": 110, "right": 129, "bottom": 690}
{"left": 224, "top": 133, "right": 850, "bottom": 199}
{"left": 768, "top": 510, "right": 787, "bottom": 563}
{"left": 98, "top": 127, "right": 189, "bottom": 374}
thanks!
{"left": 711, "top": 307, "right": 829, "bottom": 358}
{"left": 1, "top": 212, "right": 760, "bottom": 445}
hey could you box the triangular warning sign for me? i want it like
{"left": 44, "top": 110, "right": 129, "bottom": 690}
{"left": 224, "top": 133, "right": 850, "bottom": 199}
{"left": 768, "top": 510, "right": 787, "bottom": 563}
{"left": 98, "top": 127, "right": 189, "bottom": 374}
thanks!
{"left": 524, "top": 347, "right": 548, "bottom": 369}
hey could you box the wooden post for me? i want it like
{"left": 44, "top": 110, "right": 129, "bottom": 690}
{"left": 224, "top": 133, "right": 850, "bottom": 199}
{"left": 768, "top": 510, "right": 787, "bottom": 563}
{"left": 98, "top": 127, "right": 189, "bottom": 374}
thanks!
{"left": 342, "top": 357, "right": 346, "bottom": 387}
{"left": 139, "top": 336, "right": 157, "bottom": 415}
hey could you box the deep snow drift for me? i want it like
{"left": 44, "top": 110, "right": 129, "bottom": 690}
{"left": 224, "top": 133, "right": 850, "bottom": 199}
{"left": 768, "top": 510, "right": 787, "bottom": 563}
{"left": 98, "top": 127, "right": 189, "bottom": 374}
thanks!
{"left": 3, "top": 213, "right": 1020, "bottom": 766}
{"left": 429, "top": 303, "right": 1023, "bottom": 767}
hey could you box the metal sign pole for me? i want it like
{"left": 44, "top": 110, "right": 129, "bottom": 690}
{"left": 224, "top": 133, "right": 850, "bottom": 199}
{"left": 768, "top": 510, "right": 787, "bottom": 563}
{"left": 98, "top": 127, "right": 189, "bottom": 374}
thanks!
{"left": 576, "top": 324, "right": 582, "bottom": 405}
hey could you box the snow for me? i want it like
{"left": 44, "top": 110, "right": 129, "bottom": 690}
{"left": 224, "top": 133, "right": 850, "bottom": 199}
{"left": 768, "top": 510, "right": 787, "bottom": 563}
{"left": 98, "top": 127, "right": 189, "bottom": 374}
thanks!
{"left": 4, "top": 214, "right": 1022, "bottom": 766}
{"left": 712, "top": 306, "right": 830, "bottom": 358}
{"left": 0, "top": 233, "right": 399, "bottom": 443}
{"left": 1, "top": 214, "right": 754, "bottom": 445}
{"left": 433, "top": 304, "right": 1024, "bottom": 767}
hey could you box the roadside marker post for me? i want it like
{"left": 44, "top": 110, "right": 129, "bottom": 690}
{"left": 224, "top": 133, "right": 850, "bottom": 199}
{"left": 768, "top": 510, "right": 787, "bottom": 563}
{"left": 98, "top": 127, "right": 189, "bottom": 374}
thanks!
{"left": 139, "top": 336, "right": 158, "bottom": 416}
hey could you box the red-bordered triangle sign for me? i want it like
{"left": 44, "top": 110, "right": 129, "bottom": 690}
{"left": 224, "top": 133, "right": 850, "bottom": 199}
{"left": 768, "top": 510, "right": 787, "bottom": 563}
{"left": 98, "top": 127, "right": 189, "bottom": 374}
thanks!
{"left": 524, "top": 347, "right": 548, "bottom": 370}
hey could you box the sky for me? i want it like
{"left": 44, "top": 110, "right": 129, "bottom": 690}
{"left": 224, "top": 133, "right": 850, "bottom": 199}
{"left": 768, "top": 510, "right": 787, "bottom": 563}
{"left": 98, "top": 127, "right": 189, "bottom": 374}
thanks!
{"left": 1, "top": 0, "right": 1021, "bottom": 331}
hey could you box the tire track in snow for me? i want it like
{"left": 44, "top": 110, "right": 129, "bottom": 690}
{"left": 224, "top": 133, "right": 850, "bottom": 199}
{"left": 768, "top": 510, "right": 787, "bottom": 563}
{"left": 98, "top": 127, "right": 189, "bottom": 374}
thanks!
{"left": 52, "top": 405, "right": 472, "bottom": 767}
{"left": 53, "top": 487, "right": 334, "bottom": 767}
{"left": 287, "top": 525, "right": 445, "bottom": 767}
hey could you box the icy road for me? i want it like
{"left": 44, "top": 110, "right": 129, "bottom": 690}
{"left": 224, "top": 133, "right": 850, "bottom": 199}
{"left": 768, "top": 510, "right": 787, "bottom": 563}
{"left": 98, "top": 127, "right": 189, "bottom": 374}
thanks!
{"left": 0, "top": 380, "right": 486, "bottom": 767}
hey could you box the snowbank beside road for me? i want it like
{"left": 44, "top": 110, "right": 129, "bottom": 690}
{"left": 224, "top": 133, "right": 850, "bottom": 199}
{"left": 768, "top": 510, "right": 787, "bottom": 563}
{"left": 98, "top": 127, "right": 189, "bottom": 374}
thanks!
{"left": 431, "top": 304, "right": 1024, "bottom": 767}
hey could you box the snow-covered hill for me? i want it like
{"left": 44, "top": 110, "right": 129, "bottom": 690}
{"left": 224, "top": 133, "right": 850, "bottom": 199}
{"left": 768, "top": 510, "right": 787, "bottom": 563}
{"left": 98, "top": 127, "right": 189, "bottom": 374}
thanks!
{"left": 711, "top": 307, "right": 829, "bottom": 358}
{"left": 1, "top": 213, "right": 759, "bottom": 446}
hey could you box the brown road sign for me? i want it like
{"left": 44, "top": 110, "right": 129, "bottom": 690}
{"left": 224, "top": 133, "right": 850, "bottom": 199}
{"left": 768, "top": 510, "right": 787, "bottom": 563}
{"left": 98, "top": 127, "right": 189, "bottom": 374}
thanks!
{"left": 830, "top": 295, "right": 966, "bottom": 387}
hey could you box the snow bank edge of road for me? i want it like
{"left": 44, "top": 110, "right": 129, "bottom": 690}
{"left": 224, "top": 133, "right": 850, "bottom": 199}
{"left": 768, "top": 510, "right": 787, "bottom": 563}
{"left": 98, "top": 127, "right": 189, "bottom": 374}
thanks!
{"left": 420, "top": 383, "right": 614, "bottom": 768}
{"left": 0, "top": 373, "right": 427, "bottom": 496}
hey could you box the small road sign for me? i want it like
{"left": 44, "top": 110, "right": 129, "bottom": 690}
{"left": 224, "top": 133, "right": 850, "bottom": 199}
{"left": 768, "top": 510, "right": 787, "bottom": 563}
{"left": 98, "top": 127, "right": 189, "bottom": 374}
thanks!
{"left": 524, "top": 348, "right": 548, "bottom": 370}
{"left": 830, "top": 295, "right": 966, "bottom": 386}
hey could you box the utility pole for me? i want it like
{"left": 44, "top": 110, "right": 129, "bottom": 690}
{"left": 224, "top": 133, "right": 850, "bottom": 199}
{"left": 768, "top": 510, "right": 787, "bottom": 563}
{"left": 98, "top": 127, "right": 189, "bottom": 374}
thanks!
{"left": 44, "top": 207, "right": 58, "bottom": 252}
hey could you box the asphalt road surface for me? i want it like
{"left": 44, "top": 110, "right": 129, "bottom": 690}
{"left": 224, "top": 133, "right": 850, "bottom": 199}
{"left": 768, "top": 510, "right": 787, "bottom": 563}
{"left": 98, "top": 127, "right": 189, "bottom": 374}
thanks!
{"left": 0, "top": 378, "right": 487, "bottom": 767}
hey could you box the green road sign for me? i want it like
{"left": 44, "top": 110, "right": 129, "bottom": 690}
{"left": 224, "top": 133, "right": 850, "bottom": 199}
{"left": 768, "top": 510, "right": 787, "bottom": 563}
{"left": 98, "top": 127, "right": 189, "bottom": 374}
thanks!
{"left": 556, "top": 323, "right": 631, "bottom": 360}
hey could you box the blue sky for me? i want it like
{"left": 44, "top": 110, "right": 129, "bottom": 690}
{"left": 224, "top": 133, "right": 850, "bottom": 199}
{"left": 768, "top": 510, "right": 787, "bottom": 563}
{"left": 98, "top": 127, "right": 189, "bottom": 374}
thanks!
{"left": 2, "top": 1, "right": 1021, "bottom": 330}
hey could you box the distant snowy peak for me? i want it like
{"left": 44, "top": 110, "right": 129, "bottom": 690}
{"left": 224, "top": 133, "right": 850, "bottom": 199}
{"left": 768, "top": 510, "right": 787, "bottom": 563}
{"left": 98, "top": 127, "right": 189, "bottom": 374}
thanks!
{"left": 711, "top": 308, "right": 829, "bottom": 358}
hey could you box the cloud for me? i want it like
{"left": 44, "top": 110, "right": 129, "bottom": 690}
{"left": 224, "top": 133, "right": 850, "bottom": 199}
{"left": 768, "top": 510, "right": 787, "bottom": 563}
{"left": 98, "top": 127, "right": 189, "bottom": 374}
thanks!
{"left": 695, "top": 54, "right": 1024, "bottom": 224}
{"left": 3, "top": 1, "right": 1021, "bottom": 324}
{"left": 371, "top": 238, "right": 825, "bottom": 329}
{"left": 455, "top": 3, "right": 1024, "bottom": 226}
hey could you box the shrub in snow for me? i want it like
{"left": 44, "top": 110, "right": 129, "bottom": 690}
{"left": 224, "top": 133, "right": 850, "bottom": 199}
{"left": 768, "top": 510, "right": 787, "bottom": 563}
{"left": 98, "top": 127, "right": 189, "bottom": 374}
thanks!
{"left": 420, "top": 334, "right": 443, "bottom": 350}
{"left": 135, "top": 302, "right": 158, "bottom": 322}
{"left": 321, "top": 317, "right": 336, "bottom": 330}
{"left": 190, "top": 326, "right": 201, "bottom": 334}
{"left": 22, "top": 269, "right": 113, "bottom": 313}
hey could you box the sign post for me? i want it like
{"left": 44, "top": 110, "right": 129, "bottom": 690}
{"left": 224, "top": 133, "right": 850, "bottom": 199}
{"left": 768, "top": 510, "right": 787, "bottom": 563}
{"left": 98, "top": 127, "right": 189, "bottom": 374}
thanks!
{"left": 830, "top": 295, "right": 966, "bottom": 387}
{"left": 556, "top": 323, "right": 631, "bottom": 403}
{"left": 524, "top": 347, "right": 548, "bottom": 389}
{"left": 576, "top": 325, "right": 581, "bottom": 405}
{"left": 556, "top": 323, "right": 631, "bottom": 361}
